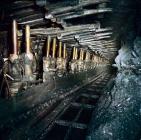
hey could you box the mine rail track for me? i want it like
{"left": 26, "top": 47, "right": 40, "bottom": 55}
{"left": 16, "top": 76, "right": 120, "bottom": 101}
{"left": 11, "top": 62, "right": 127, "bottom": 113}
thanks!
{"left": 0, "top": 70, "right": 113, "bottom": 140}
{"left": 34, "top": 72, "right": 112, "bottom": 140}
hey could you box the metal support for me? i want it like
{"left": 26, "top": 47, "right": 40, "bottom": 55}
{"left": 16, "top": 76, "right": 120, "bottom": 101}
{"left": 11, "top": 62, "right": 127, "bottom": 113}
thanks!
{"left": 23, "top": 25, "right": 36, "bottom": 81}
{"left": 52, "top": 38, "right": 56, "bottom": 58}
{"left": 46, "top": 36, "right": 51, "bottom": 58}
{"left": 72, "top": 47, "right": 76, "bottom": 60}
{"left": 9, "top": 20, "right": 22, "bottom": 96}
{"left": 59, "top": 41, "right": 62, "bottom": 58}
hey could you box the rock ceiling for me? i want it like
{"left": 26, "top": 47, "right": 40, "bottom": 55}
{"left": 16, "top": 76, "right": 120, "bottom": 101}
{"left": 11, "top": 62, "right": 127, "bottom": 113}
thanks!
{"left": 0, "top": 0, "right": 118, "bottom": 61}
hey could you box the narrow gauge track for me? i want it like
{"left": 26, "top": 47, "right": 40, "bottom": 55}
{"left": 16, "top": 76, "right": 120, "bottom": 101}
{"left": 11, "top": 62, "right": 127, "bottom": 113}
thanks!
{"left": 0, "top": 70, "right": 113, "bottom": 140}
{"left": 34, "top": 72, "right": 112, "bottom": 140}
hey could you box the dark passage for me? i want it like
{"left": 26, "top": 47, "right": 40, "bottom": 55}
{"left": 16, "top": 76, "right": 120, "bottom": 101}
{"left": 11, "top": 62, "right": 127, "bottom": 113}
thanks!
{"left": 0, "top": 0, "right": 141, "bottom": 140}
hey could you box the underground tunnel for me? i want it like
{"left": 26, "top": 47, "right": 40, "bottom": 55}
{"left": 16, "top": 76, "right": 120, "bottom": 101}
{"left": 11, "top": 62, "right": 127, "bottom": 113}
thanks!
{"left": 0, "top": 0, "right": 141, "bottom": 140}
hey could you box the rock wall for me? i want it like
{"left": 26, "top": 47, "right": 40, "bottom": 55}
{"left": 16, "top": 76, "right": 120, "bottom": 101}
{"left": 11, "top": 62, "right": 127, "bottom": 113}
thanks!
{"left": 86, "top": 0, "right": 141, "bottom": 138}
{"left": 86, "top": 37, "right": 141, "bottom": 140}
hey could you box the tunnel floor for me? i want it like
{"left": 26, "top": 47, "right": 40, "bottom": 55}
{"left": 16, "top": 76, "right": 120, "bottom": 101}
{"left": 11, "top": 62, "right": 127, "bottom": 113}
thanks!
{"left": 0, "top": 66, "right": 115, "bottom": 140}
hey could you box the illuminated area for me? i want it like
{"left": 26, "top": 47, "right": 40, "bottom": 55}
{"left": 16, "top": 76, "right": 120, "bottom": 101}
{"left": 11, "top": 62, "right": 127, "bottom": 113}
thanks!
{"left": 0, "top": 0, "right": 141, "bottom": 140}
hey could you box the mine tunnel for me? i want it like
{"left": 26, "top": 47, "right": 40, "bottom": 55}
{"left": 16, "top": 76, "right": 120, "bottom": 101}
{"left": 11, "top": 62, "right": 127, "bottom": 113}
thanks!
{"left": 0, "top": 0, "right": 141, "bottom": 140}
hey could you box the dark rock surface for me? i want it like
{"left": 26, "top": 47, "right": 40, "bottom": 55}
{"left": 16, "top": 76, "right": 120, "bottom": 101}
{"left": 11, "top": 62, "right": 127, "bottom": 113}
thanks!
{"left": 86, "top": 0, "right": 141, "bottom": 139}
{"left": 87, "top": 38, "right": 141, "bottom": 140}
